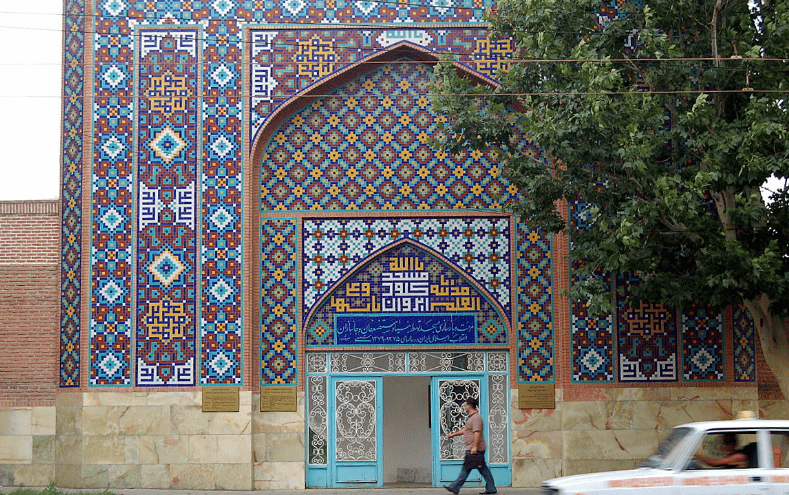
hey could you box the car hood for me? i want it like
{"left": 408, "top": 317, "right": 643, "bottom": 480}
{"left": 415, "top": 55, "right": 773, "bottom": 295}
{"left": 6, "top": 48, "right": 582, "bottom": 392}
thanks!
{"left": 543, "top": 467, "right": 672, "bottom": 491}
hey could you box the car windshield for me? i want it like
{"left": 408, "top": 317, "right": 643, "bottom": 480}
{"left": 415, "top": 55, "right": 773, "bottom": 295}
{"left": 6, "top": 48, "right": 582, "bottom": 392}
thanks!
{"left": 643, "top": 427, "right": 693, "bottom": 469}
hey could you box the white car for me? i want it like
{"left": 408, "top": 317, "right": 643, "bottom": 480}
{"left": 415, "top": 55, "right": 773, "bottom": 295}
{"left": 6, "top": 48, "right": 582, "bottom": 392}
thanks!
{"left": 543, "top": 418, "right": 789, "bottom": 494}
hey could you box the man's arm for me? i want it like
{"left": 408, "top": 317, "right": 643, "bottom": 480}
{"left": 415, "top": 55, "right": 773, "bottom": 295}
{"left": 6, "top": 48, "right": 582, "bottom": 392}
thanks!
{"left": 471, "top": 431, "right": 481, "bottom": 453}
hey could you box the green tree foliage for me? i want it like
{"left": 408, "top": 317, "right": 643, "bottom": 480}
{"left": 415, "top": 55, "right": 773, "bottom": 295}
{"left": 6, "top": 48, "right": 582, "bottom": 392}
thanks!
{"left": 432, "top": 0, "right": 789, "bottom": 395}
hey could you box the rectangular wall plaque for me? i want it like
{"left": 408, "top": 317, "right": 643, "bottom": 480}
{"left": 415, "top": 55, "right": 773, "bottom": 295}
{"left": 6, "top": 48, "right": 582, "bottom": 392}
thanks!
{"left": 335, "top": 313, "right": 476, "bottom": 345}
{"left": 202, "top": 386, "right": 240, "bottom": 412}
{"left": 260, "top": 386, "right": 297, "bottom": 412}
{"left": 518, "top": 383, "right": 555, "bottom": 409}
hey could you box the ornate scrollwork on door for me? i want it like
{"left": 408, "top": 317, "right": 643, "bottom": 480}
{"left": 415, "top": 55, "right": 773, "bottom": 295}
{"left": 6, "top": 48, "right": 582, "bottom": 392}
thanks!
{"left": 335, "top": 380, "right": 377, "bottom": 461}
{"left": 487, "top": 374, "right": 508, "bottom": 463}
{"left": 308, "top": 375, "right": 328, "bottom": 465}
{"left": 438, "top": 379, "right": 481, "bottom": 460}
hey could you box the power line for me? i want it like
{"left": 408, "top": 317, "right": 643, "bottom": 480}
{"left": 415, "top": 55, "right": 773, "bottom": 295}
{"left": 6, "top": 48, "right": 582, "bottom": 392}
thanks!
{"left": 2, "top": 88, "right": 788, "bottom": 99}
{"left": 2, "top": 55, "right": 789, "bottom": 67}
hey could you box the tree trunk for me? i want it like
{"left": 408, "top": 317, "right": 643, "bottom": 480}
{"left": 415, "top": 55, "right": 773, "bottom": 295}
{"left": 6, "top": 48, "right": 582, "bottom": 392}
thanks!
{"left": 744, "top": 297, "right": 789, "bottom": 403}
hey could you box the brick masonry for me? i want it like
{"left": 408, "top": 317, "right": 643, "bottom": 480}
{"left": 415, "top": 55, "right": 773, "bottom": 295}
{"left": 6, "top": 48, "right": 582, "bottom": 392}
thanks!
{"left": 0, "top": 201, "right": 60, "bottom": 407}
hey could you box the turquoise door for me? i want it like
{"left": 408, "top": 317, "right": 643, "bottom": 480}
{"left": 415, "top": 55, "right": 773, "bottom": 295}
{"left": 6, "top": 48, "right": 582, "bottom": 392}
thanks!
{"left": 431, "top": 376, "right": 511, "bottom": 487}
{"left": 431, "top": 376, "right": 484, "bottom": 486}
{"left": 329, "top": 377, "right": 383, "bottom": 487}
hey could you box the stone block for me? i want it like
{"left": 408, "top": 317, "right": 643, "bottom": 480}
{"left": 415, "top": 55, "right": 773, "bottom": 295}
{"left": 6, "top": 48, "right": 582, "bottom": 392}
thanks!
{"left": 760, "top": 400, "right": 789, "bottom": 420}
{"left": 265, "top": 433, "right": 304, "bottom": 462}
{"left": 32, "top": 435, "right": 57, "bottom": 464}
{"left": 254, "top": 461, "right": 305, "bottom": 490}
{"left": 733, "top": 386, "right": 759, "bottom": 400}
{"left": 83, "top": 435, "right": 125, "bottom": 464}
{"left": 511, "top": 404, "right": 562, "bottom": 432}
{"left": 146, "top": 391, "right": 201, "bottom": 406}
{"left": 511, "top": 458, "right": 561, "bottom": 488}
{"left": 81, "top": 464, "right": 109, "bottom": 488}
{"left": 124, "top": 436, "right": 140, "bottom": 464}
{"left": 217, "top": 434, "right": 252, "bottom": 464}
{"left": 13, "top": 464, "right": 55, "bottom": 487}
{"left": 0, "top": 464, "right": 15, "bottom": 485}
{"left": 671, "top": 386, "right": 733, "bottom": 401}
{"left": 512, "top": 430, "right": 562, "bottom": 459}
{"left": 563, "top": 458, "right": 637, "bottom": 476}
{"left": 612, "top": 430, "right": 661, "bottom": 460}
{"left": 107, "top": 464, "right": 141, "bottom": 488}
{"left": 188, "top": 435, "right": 218, "bottom": 464}
{"left": 84, "top": 392, "right": 147, "bottom": 407}
{"left": 252, "top": 392, "right": 305, "bottom": 433}
{"left": 31, "top": 407, "right": 56, "bottom": 436}
{"left": 140, "top": 435, "right": 188, "bottom": 465}
{"left": 55, "top": 462, "right": 84, "bottom": 488}
{"left": 118, "top": 405, "right": 171, "bottom": 435}
{"left": 631, "top": 401, "right": 662, "bottom": 430}
{"left": 656, "top": 400, "right": 730, "bottom": 429}
{"left": 82, "top": 406, "right": 120, "bottom": 436}
{"left": 140, "top": 464, "right": 171, "bottom": 489}
{"left": 253, "top": 433, "right": 266, "bottom": 462}
{"left": 56, "top": 435, "right": 83, "bottom": 465}
{"left": 561, "top": 401, "right": 606, "bottom": 431}
{"left": 239, "top": 391, "right": 253, "bottom": 406}
{"left": 563, "top": 430, "right": 659, "bottom": 460}
{"left": 0, "top": 436, "right": 32, "bottom": 464}
{"left": 605, "top": 401, "right": 633, "bottom": 430}
{"left": 214, "top": 463, "right": 252, "bottom": 490}
{"left": 170, "top": 463, "right": 216, "bottom": 489}
{"left": 0, "top": 408, "right": 32, "bottom": 436}
{"left": 55, "top": 406, "right": 82, "bottom": 436}
{"left": 171, "top": 405, "right": 251, "bottom": 435}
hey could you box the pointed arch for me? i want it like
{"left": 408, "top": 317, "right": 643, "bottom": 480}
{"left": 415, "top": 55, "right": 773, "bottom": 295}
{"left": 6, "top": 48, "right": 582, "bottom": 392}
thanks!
{"left": 249, "top": 40, "right": 500, "bottom": 172}
{"left": 304, "top": 239, "right": 509, "bottom": 346}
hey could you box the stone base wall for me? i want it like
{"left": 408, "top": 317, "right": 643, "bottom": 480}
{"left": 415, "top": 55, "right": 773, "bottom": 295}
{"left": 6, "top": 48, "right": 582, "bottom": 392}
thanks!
{"left": 1, "top": 391, "right": 305, "bottom": 490}
{"left": 2, "top": 387, "right": 788, "bottom": 489}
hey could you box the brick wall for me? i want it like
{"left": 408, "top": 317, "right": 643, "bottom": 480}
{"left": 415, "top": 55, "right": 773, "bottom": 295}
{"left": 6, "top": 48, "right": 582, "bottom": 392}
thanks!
{"left": 0, "top": 200, "right": 60, "bottom": 406}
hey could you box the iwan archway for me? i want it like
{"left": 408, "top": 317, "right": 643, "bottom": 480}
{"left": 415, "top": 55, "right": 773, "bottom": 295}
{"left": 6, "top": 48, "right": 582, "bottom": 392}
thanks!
{"left": 253, "top": 36, "right": 545, "bottom": 489}
{"left": 302, "top": 241, "right": 511, "bottom": 488}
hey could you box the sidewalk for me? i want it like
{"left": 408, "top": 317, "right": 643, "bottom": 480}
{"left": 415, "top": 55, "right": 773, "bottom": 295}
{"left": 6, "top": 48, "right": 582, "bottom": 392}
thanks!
{"left": 1, "top": 488, "right": 543, "bottom": 495}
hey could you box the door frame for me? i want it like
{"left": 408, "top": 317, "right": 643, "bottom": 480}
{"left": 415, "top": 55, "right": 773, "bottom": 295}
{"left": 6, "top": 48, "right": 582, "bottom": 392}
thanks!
{"left": 329, "top": 375, "right": 384, "bottom": 488}
{"left": 305, "top": 351, "right": 511, "bottom": 488}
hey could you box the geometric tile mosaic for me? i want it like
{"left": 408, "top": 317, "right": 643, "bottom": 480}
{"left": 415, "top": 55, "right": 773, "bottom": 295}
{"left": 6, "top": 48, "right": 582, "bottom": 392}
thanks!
{"left": 303, "top": 217, "right": 511, "bottom": 320}
{"left": 260, "top": 219, "right": 298, "bottom": 385}
{"left": 259, "top": 60, "right": 531, "bottom": 213}
{"left": 681, "top": 303, "right": 724, "bottom": 381}
{"left": 733, "top": 304, "right": 756, "bottom": 382}
{"left": 616, "top": 273, "right": 678, "bottom": 382}
{"left": 569, "top": 200, "right": 614, "bottom": 382}
{"left": 305, "top": 242, "right": 508, "bottom": 346}
{"left": 516, "top": 222, "right": 553, "bottom": 382}
{"left": 60, "top": 0, "right": 87, "bottom": 387}
{"left": 250, "top": 29, "right": 515, "bottom": 143}
{"left": 134, "top": 29, "right": 199, "bottom": 387}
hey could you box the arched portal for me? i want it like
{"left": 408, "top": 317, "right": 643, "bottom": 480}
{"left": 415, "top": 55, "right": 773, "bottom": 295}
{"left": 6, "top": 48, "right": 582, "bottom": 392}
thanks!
{"left": 251, "top": 42, "right": 547, "bottom": 489}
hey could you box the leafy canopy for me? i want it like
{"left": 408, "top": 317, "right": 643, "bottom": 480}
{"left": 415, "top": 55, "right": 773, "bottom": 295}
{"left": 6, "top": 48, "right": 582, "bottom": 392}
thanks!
{"left": 432, "top": 0, "right": 789, "bottom": 315}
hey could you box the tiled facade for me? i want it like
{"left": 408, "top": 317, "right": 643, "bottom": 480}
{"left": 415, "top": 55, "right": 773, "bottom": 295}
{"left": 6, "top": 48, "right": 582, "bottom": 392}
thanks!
{"left": 0, "top": 0, "right": 785, "bottom": 489}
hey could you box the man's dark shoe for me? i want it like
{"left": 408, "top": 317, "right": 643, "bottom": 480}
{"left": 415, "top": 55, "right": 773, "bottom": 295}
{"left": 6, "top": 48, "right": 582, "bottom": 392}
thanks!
{"left": 479, "top": 491, "right": 497, "bottom": 494}
{"left": 443, "top": 486, "right": 458, "bottom": 494}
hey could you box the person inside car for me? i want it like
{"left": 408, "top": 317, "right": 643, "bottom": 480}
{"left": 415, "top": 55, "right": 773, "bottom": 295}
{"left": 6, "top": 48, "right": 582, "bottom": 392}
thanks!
{"left": 694, "top": 433, "right": 750, "bottom": 469}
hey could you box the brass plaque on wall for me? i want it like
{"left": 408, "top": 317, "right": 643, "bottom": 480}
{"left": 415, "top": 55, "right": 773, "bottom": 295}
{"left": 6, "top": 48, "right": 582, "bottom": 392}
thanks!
{"left": 260, "top": 386, "right": 298, "bottom": 412}
{"left": 202, "top": 387, "right": 240, "bottom": 412}
{"left": 518, "top": 383, "right": 555, "bottom": 409}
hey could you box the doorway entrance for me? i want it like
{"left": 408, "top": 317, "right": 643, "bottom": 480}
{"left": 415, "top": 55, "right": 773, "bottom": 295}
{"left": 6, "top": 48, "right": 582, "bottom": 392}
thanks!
{"left": 383, "top": 376, "right": 431, "bottom": 486}
{"left": 305, "top": 351, "right": 511, "bottom": 489}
